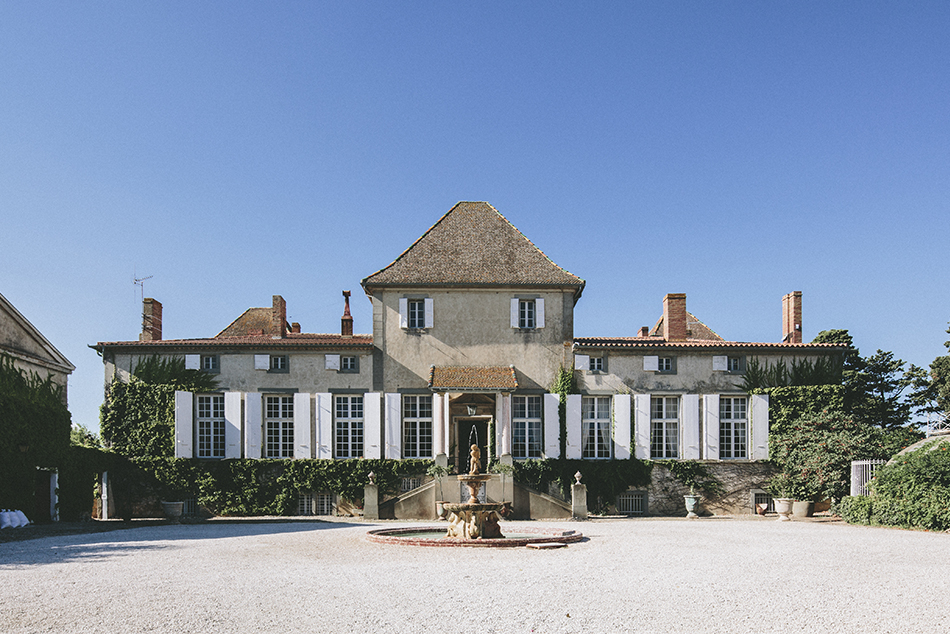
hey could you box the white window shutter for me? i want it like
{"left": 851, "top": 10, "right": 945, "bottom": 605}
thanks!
{"left": 254, "top": 355, "right": 269, "bottom": 370}
{"left": 751, "top": 394, "right": 769, "bottom": 460}
{"left": 535, "top": 298, "right": 544, "bottom": 328}
{"left": 325, "top": 354, "right": 340, "bottom": 370}
{"left": 363, "top": 392, "right": 382, "bottom": 459}
{"left": 682, "top": 394, "right": 700, "bottom": 460}
{"left": 399, "top": 298, "right": 408, "bottom": 329}
{"left": 510, "top": 298, "right": 519, "bottom": 328}
{"left": 543, "top": 393, "right": 561, "bottom": 459}
{"left": 315, "top": 393, "right": 333, "bottom": 459}
{"left": 174, "top": 391, "right": 194, "bottom": 458}
{"left": 613, "top": 394, "right": 632, "bottom": 460}
{"left": 574, "top": 354, "right": 589, "bottom": 370}
{"left": 224, "top": 392, "right": 242, "bottom": 459}
{"left": 565, "top": 394, "right": 582, "bottom": 459}
{"left": 244, "top": 392, "right": 262, "bottom": 459}
{"left": 185, "top": 355, "right": 200, "bottom": 370}
{"left": 704, "top": 394, "right": 720, "bottom": 461}
{"left": 634, "top": 394, "right": 651, "bottom": 459}
{"left": 294, "top": 393, "right": 311, "bottom": 459}
{"left": 712, "top": 356, "right": 728, "bottom": 372}
{"left": 385, "top": 393, "right": 401, "bottom": 460}
{"left": 644, "top": 356, "right": 659, "bottom": 372}
{"left": 499, "top": 394, "right": 512, "bottom": 456}
{"left": 424, "top": 298, "right": 434, "bottom": 329}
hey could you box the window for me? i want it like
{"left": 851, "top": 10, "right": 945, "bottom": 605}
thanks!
{"left": 201, "top": 355, "right": 220, "bottom": 373}
{"left": 617, "top": 491, "right": 647, "bottom": 516}
{"left": 270, "top": 355, "right": 289, "bottom": 373}
{"left": 582, "top": 396, "right": 611, "bottom": 458}
{"left": 650, "top": 396, "right": 679, "bottom": 458}
{"left": 727, "top": 356, "right": 745, "bottom": 373}
{"left": 589, "top": 356, "right": 605, "bottom": 372}
{"left": 403, "top": 395, "right": 432, "bottom": 458}
{"left": 341, "top": 356, "right": 358, "bottom": 372}
{"left": 407, "top": 299, "right": 425, "bottom": 329}
{"left": 335, "top": 395, "right": 364, "bottom": 458}
{"left": 719, "top": 396, "right": 748, "bottom": 459}
{"left": 513, "top": 396, "right": 543, "bottom": 458}
{"left": 265, "top": 395, "right": 294, "bottom": 457}
{"left": 658, "top": 357, "right": 675, "bottom": 373}
{"left": 519, "top": 299, "right": 536, "bottom": 329}
{"left": 196, "top": 395, "right": 225, "bottom": 458}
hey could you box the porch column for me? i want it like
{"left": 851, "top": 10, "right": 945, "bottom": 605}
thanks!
{"left": 496, "top": 393, "right": 512, "bottom": 458}
{"left": 432, "top": 392, "right": 445, "bottom": 458}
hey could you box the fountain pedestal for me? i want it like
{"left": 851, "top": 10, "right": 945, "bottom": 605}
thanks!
{"left": 444, "top": 473, "right": 504, "bottom": 539}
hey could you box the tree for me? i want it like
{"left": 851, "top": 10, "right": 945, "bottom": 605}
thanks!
{"left": 908, "top": 322, "right": 950, "bottom": 430}
{"left": 70, "top": 423, "right": 102, "bottom": 448}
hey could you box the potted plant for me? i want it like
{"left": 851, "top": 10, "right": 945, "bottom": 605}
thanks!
{"left": 426, "top": 463, "right": 451, "bottom": 520}
{"left": 767, "top": 473, "right": 799, "bottom": 521}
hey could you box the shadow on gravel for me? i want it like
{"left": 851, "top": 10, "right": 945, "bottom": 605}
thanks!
{"left": 0, "top": 519, "right": 364, "bottom": 567}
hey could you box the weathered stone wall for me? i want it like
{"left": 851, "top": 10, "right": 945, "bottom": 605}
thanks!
{"left": 633, "top": 461, "right": 775, "bottom": 517}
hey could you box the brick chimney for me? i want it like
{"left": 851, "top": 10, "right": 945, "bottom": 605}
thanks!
{"left": 139, "top": 298, "right": 162, "bottom": 341}
{"left": 291, "top": 322, "right": 301, "bottom": 334}
{"left": 662, "top": 293, "right": 688, "bottom": 341}
{"left": 639, "top": 326, "right": 650, "bottom": 337}
{"left": 782, "top": 291, "right": 802, "bottom": 343}
{"left": 341, "top": 290, "right": 353, "bottom": 337}
{"left": 271, "top": 295, "right": 287, "bottom": 338}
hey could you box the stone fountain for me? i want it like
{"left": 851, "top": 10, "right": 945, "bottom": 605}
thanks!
{"left": 442, "top": 443, "right": 505, "bottom": 539}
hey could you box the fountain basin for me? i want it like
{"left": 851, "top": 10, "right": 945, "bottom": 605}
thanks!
{"left": 366, "top": 525, "right": 584, "bottom": 548}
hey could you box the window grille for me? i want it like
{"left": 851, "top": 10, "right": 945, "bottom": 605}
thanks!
{"left": 298, "top": 493, "right": 314, "bottom": 516}
{"left": 752, "top": 490, "right": 774, "bottom": 514}
{"left": 617, "top": 491, "right": 647, "bottom": 516}
{"left": 401, "top": 477, "right": 422, "bottom": 492}
{"left": 315, "top": 493, "right": 334, "bottom": 516}
{"left": 183, "top": 498, "right": 198, "bottom": 516}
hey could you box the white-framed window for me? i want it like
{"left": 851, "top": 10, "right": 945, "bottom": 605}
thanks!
{"left": 265, "top": 395, "right": 294, "bottom": 458}
{"left": 403, "top": 395, "right": 433, "bottom": 458}
{"left": 201, "top": 355, "right": 220, "bottom": 373}
{"left": 335, "top": 395, "right": 364, "bottom": 458}
{"left": 315, "top": 493, "right": 334, "bottom": 516}
{"left": 196, "top": 394, "right": 225, "bottom": 458}
{"left": 727, "top": 356, "right": 745, "bottom": 373}
{"left": 341, "top": 356, "right": 358, "bottom": 372}
{"left": 582, "top": 396, "right": 612, "bottom": 458}
{"left": 719, "top": 396, "right": 748, "bottom": 459}
{"left": 657, "top": 357, "right": 675, "bottom": 373}
{"left": 512, "top": 396, "right": 543, "bottom": 459}
{"left": 407, "top": 299, "right": 425, "bottom": 328}
{"left": 270, "top": 355, "right": 289, "bottom": 373}
{"left": 650, "top": 396, "right": 679, "bottom": 459}
{"left": 519, "top": 299, "right": 536, "bottom": 329}
{"left": 589, "top": 356, "right": 605, "bottom": 372}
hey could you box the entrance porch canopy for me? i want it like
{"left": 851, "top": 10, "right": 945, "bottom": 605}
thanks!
{"left": 427, "top": 366, "right": 518, "bottom": 392}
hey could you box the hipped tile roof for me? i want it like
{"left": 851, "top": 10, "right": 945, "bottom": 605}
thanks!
{"left": 362, "top": 202, "right": 585, "bottom": 294}
{"left": 573, "top": 337, "right": 848, "bottom": 351}
{"left": 96, "top": 333, "right": 373, "bottom": 351}
{"left": 428, "top": 365, "right": 519, "bottom": 391}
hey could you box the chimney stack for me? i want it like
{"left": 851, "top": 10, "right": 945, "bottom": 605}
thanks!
{"left": 662, "top": 293, "right": 688, "bottom": 341}
{"left": 341, "top": 290, "right": 353, "bottom": 337}
{"left": 782, "top": 291, "right": 802, "bottom": 343}
{"left": 639, "top": 326, "right": 650, "bottom": 337}
{"left": 139, "top": 298, "right": 163, "bottom": 341}
{"left": 272, "top": 295, "right": 287, "bottom": 338}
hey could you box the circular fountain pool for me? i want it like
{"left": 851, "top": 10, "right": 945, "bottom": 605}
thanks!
{"left": 366, "top": 524, "right": 584, "bottom": 548}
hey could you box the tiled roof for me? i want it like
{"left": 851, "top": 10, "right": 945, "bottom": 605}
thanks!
{"left": 217, "top": 307, "right": 276, "bottom": 337}
{"left": 361, "top": 202, "right": 585, "bottom": 293}
{"left": 95, "top": 333, "right": 373, "bottom": 351}
{"left": 573, "top": 337, "right": 848, "bottom": 351}
{"left": 428, "top": 365, "right": 519, "bottom": 391}
{"left": 650, "top": 311, "right": 723, "bottom": 341}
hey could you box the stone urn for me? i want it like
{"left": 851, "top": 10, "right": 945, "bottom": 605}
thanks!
{"left": 683, "top": 494, "right": 701, "bottom": 519}
{"left": 161, "top": 501, "right": 184, "bottom": 523}
{"left": 773, "top": 497, "right": 794, "bottom": 521}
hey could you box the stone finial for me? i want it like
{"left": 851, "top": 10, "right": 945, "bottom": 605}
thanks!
{"left": 367, "top": 471, "right": 376, "bottom": 485}
{"left": 574, "top": 471, "right": 582, "bottom": 485}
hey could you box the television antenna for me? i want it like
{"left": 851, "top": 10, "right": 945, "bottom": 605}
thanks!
{"left": 133, "top": 273, "right": 153, "bottom": 303}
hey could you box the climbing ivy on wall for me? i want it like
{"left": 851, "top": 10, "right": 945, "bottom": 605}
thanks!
{"left": 550, "top": 365, "right": 576, "bottom": 458}
{"left": 100, "top": 378, "right": 177, "bottom": 458}
{"left": 513, "top": 458, "right": 652, "bottom": 514}
{"left": 0, "top": 355, "right": 72, "bottom": 510}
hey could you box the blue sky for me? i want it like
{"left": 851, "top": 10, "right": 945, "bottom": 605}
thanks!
{"left": 2, "top": 3, "right": 948, "bottom": 432}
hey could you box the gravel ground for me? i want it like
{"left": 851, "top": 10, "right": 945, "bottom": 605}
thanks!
{"left": 2, "top": 516, "right": 949, "bottom": 634}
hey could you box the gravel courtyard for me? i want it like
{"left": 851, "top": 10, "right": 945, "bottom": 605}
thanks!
{"left": 2, "top": 517, "right": 949, "bottom": 634}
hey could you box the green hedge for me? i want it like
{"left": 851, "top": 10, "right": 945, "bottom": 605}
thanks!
{"left": 838, "top": 437, "right": 950, "bottom": 531}
{"left": 99, "top": 379, "right": 176, "bottom": 458}
{"left": 513, "top": 458, "right": 652, "bottom": 513}
{"left": 121, "top": 458, "right": 434, "bottom": 516}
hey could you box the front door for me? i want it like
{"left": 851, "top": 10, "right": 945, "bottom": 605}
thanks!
{"left": 457, "top": 418, "right": 489, "bottom": 474}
